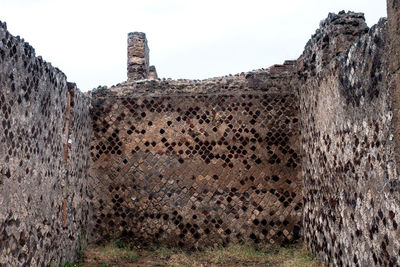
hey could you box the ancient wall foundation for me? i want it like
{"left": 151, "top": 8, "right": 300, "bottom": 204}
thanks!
{"left": 0, "top": 21, "right": 92, "bottom": 266}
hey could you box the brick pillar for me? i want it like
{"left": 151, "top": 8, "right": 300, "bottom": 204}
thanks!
{"left": 127, "top": 32, "right": 149, "bottom": 81}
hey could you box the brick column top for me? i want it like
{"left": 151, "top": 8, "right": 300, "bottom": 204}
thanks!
{"left": 127, "top": 32, "right": 149, "bottom": 81}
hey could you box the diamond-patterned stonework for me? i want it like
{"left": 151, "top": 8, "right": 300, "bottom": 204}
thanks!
{"left": 88, "top": 88, "right": 301, "bottom": 248}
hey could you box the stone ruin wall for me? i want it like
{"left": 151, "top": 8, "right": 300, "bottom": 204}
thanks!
{"left": 0, "top": 21, "right": 92, "bottom": 266}
{"left": 299, "top": 10, "right": 400, "bottom": 266}
{"left": 3, "top": 4, "right": 400, "bottom": 266}
{"left": 88, "top": 66, "right": 303, "bottom": 248}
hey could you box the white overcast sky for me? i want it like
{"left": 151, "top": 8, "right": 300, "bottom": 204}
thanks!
{"left": 1, "top": 0, "right": 387, "bottom": 91}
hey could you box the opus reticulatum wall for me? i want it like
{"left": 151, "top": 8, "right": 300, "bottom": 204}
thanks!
{"left": 88, "top": 66, "right": 302, "bottom": 248}
{"left": 2, "top": 4, "right": 400, "bottom": 266}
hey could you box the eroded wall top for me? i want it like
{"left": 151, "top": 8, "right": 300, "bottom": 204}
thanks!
{"left": 298, "top": 11, "right": 368, "bottom": 77}
{"left": 100, "top": 60, "right": 297, "bottom": 98}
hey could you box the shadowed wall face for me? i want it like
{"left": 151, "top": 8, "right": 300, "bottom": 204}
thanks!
{"left": 300, "top": 15, "right": 400, "bottom": 266}
{"left": 88, "top": 81, "right": 302, "bottom": 248}
{"left": 388, "top": 0, "right": 400, "bottom": 177}
{"left": 0, "top": 21, "right": 91, "bottom": 266}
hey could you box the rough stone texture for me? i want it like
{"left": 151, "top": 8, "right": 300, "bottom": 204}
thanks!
{"left": 388, "top": 0, "right": 400, "bottom": 174}
{"left": 149, "top": 65, "right": 158, "bottom": 80}
{"left": 109, "top": 62, "right": 296, "bottom": 97}
{"left": 4, "top": 6, "right": 400, "bottom": 266}
{"left": 127, "top": 32, "right": 149, "bottom": 81}
{"left": 299, "top": 11, "right": 368, "bottom": 78}
{"left": 0, "top": 21, "right": 91, "bottom": 266}
{"left": 300, "top": 13, "right": 400, "bottom": 266}
{"left": 88, "top": 65, "right": 302, "bottom": 248}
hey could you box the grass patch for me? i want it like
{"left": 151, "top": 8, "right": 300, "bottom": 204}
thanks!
{"left": 81, "top": 241, "right": 138, "bottom": 266}
{"left": 79, "top": 242, "right": 323, "bottom": 267}
{"left": 163, "top": 243, "right": 322, "bottom": 267}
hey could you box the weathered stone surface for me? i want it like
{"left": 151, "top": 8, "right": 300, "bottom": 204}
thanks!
{"left": 0, "top": 20, "right": 91, "bottom": 266}
{"left": 149, "top": 65, "right": 158, "bottom": 79}
{"left": 3, "top": 6, "right": 400, "bottom": 267}
{"left": 88, "top": 64, "right": 302, "bottom": 248}
{"left": 300, "top": 14, "right": 400, "bottom": 266}
{"left": 127, "top": 32, "right": 150, "bottom": 81}
{"left": 299, "top": 11, "right": 368, "bottom": 77}
{"left": 388, "top": 0, "right": 400, "bottom": 173}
